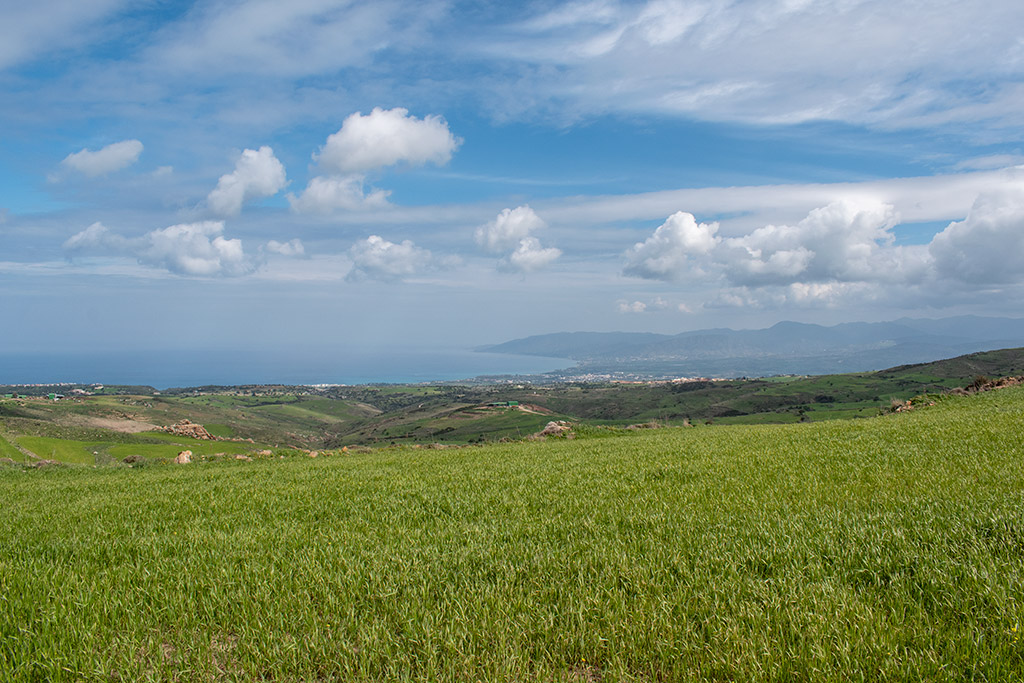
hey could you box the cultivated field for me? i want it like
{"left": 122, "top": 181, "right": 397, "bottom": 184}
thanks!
{"left": 2, "top": 385, "right": 1023, "bottom": 681}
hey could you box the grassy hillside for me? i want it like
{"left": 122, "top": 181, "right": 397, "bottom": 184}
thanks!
{"left": 879, "top": 346, "right": 1024, "bottom": 379}
{"left": 2, "top": 347, "right": 1023, "bottom": 456}
{"left": 319, "top": 348, "right": 1024, "bottom": 442}
{"left": 2, "top": 387, "right": 1023, "bottom": 681}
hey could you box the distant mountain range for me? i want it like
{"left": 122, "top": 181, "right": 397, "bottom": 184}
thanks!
{"left": 477, "top": 316, "right": 1024, "bottom": 377}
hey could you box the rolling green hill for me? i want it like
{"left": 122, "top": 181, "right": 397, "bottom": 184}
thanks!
{"left": 2, "top": 381, "right": 1022, "bottom": 680}
{"left": 2, "top": 348, "right": 1024, "bottom": 456}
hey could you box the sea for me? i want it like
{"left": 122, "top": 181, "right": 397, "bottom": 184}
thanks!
{"left": 0, "top": 348, "right": 572, "bottom": 389}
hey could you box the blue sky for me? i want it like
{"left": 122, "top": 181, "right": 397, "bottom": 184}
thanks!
{"left": 3, "top": 0, "right": 1024, "bottom": 357}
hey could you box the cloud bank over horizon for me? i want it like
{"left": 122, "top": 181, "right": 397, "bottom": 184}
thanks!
{"left": 619, "top": 181, "right": 1024, "bottom": 311}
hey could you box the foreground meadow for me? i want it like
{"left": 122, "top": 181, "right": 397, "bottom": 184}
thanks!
{"left": 2, "top": 388, "right": 1023, "bottom": 681}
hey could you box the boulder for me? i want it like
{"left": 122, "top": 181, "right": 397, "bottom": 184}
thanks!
{"left": 173, "top": 450, "right": 192, "bottom": 464}
{"left": 161, "top": 419, "right": 215, "bottom": 440}
{"left": 539, "top": 421, "right": 571, "bottom": 437}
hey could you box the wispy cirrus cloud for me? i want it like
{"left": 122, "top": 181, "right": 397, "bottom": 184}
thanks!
{"left": 141, "top": 0, "right": 443, "bottom": 80}
{"left": 0, "top": 0, "right": 131, "bottom": 70}
{"left": 475, "top": 0, "right": 1024, "bottom": 132}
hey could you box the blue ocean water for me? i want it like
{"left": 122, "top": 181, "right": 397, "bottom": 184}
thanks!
{"left": 0, "top": 348, "right": 571, "bottom": 389}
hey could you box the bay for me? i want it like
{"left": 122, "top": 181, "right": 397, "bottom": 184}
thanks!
{"left": 0, "top": 348, "right": 571, "bottom": 389}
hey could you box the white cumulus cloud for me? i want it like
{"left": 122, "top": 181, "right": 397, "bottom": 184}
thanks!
{"left": 623, "top": 211, "right": 720, "bottom": 280}
{"left": 316, "top": 107, "right": 461, "bottom": 174}
{"left": 620, "top": 189, "right": 1024, "bottom": 310}
{"left": 64, "top": 220, "right": 256, "bottom": 277}
{"left": 930, "top": 188, "right": 1024, "bottom": 284}
{"left": 500, "top": 237, "right": 563, "bottom": 273}
{"left": 347, "top": 235, "right": 437, "bottom": 281}
{"left": 721, "top": 200, "right": 901, "bottom": 286}
{"left": 288, "top": 175, "right": 391, "bottom": 214}
{"left": 289, "top": 107, "right": 459, "bottom": 215}
{"left": 139, "top": 221, "right": 251, "bottom": 276}
{"left": 476, "top": 205, "right": 561, "bottom": 272}
{"left": 265, "top": 238, "right": 305, "bottom": 257}
{"left": 207, "top": 146, "right": 287, "bottom": 217}
{"left": 624, "top": 200, "right": 910, "bottom": 287}
{"left": 60, "top": 139, "right": 143, "bottom": 177}
{"left": 475, "top": 205, "right": 547, "bottom": 253}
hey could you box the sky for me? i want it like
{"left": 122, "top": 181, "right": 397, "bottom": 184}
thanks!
{"left": 3, "top": 0, "right": 1024, "bottom": 359}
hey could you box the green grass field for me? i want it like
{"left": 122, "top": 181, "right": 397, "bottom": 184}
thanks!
{"left": 9, "top": 431, "right": 274, "bottom": 466}
{"left": 103, "top": 437, "right": 266, "bottom": 462}
{"left": 0, "top": 432, "right": 26, "bottom": 461}
{"left": 15, "top": 436, "right": 99, "bottom": 464}
{"left": 1, "top": 386, "right": 1023, "bottom": 680}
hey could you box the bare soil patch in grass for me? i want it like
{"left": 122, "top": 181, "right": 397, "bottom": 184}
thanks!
{"left": 59, "top": 415, "right": 163, "bottom": 433}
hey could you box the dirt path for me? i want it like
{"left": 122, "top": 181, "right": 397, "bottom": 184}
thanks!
{"left": 517, "top": 404, "right": 552, "bottom": 415}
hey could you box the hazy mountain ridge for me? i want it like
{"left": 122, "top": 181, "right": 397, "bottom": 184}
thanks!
{"left": 478, "top": 316, "right": 1024, "bottom": 377}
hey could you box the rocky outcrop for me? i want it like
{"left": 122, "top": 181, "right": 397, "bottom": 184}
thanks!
{"left": 173, "top": 450, "right": 192, "bottom": 464}
{"left": 538, "top": 420, "right": 572, "bottom": 437}
{"left": 890, "top": 399, "right": 934, "bottom": 413}
{"left": 949, "top": 375, "right": 1024, "bottom": 396}
{"left": 161, "top": 419, "right": 216, "bottom": 440}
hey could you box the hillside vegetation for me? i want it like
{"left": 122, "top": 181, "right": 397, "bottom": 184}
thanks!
{"left": 1, "top": 384, "right": 1023, "bottom": 681}
{"left": 2, "top": 348, "right": 1023, "bottom": 458}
